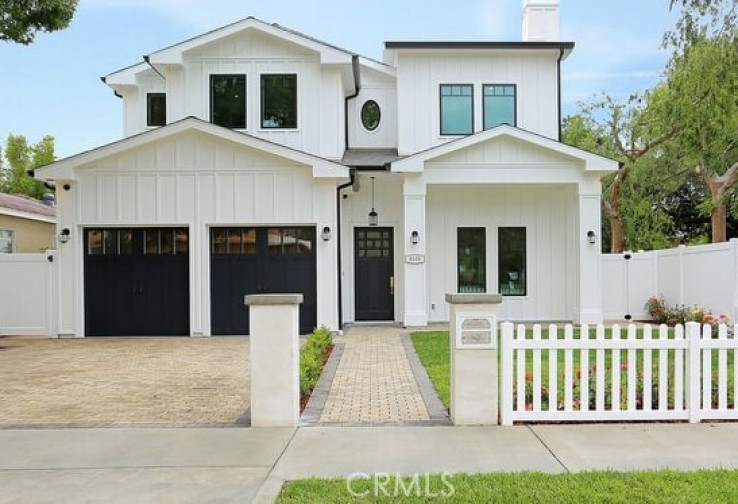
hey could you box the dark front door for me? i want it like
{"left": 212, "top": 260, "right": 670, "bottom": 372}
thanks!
{"left": 354, "top": 227, "right": 394, "bottom": 320}
{"left": 84, "top": 228, "right": 190, "bottom": 336}
{"left": 210, "top": 227, "right": 317, "bottom": 335}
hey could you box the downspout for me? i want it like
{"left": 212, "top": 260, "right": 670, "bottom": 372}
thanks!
{"left": 336, "top": 55, "right": 362, "bottom": 328}
{"left": 336, "top": 170, "right": 356, "bottom": 328}
{"left": 557, "top": 47, "right": 564, "bottom": 142}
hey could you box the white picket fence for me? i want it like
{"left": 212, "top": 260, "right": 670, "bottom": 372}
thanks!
{"left": 500, "top": 321, "right": 738, "bottom": 425}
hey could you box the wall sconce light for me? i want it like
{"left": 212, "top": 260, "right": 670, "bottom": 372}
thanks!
{"left": 321, "top": 226, "right": 332, "bottom": 241}
{"left": 368, "top": 176, "right": 378, "bottom": 226}
{"left": 411, "top": 230, "right": 420, "bottom": 244}
{"left": 587, "top": 230, "right": 596, "bottom": 245}
{"left": 59, "top": 228, "right": 71, "bottom": 244}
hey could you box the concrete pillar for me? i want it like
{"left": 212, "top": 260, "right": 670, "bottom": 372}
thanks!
{"left": 244, "top": 294, "right": 303, "bottom": 427}
{"left": 445, "top": 293, "right": 502, "bottom": 425}
{"left": 403, "top": 174, "right": 428, "bottom": 326}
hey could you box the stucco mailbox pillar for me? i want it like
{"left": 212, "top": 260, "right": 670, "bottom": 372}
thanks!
{"left": 445, "top": 293, "right": 503, "bottom": 426}
{"left": 244, "top": 294, "right": 303, "bottom": 427}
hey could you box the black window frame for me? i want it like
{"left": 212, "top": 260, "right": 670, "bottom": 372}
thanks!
{"left": 210, "top": 74, "right": 247, "bottom": 129}
{"left": 360, "top": 99, "right": 381, "bottom": 131}
{"left": 260, "top": 73, "right": 297, "bottom": 129}
{"left": 498, "top": 227, "right": 526, "bottom": 297}
{"left": 440, "top": 83, "right": 474, "bottom": 136}
{"left": 457, "top": 227, "right": 486, "bottom": 293}
{"left": 146, "top": 93, "right": 166, "bottom": 127}
{"left": 483, "top": 84, "right": 517, "bottom": 130}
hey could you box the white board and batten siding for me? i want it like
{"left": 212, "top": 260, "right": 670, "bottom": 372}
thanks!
{"left": 427, "top": 184, "right": 577, "bottom": 322}
{"left": 159, "top": 29, "right": 344, "bottom": 160}
{"left": 392, "top": 50, "right": 560, "bottom": 155}
{"left": 60, "top": 131, "right": 338, "bottom": 336}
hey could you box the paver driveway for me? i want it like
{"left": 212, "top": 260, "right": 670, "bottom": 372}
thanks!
{"left": 0, "top": 336, "right": 250, "bottom": 427}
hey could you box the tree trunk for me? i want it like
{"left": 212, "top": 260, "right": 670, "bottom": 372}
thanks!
{"left": 707, "top": 175, "right": 727, "bottom": 243}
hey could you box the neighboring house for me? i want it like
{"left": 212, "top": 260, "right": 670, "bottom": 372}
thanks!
{"left": 34, "top": 0, "right": 617, "bottom": 338}
{"left": 0, "top": 193, "right": 56, "bottom": 253}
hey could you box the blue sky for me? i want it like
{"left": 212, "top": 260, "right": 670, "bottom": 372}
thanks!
{"left": 0, "top": 0, "right": 677, "bottom": 159}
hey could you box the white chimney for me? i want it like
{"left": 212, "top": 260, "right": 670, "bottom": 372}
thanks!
{"left": 522, "top": 0, "right": 560, "bottom": 42}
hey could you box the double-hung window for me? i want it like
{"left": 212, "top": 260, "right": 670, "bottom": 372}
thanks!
{"left": 146, "top": 93, "right": 166, "bottom": 127}
{"left": 440, "top": 84, "right": 473, "bottom": 135}
{"left": 483, "top": 84, "right": 516, "bottom": 129}
{"left": 261, "top": 74, "right": 297, "bottom": 129}
{"left": 210, "top": 74, "right": 246, "bottom": 129}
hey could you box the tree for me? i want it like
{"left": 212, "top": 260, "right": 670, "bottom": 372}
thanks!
{"left": 0, "top": 0, "right": 78, "bottom": 44}
{"left": 665, "top": 0, "right": 737, "bottom": 50}
{"left": 657, "top": 36, "right": 738, "bottom": 242}
{"left": 0, "top": 134, "right": 54, "bottom": 199}
{"left": 563, "top": 92, "right": 674, "bottom": 253}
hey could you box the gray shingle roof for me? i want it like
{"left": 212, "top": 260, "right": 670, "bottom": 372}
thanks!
{"left": 0, "top": 193, "right": 56, "bottom": 218}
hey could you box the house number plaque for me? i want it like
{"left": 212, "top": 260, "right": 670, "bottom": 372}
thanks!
{"left": 405, "top": 254, "right": 425, "bottom": 264}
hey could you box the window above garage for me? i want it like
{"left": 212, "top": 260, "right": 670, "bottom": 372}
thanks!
{"left": 147, "top": 93, "right": 166, "bottom": 127}
{"left": 210, "top": 74, "right": 246, "bottom": 129}
{"left": 261, "top": 74, "right": 297, "bottom": 129}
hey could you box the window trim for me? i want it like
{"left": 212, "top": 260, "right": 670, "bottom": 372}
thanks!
{"left": 439, "top": 83, "right": 474, "bottom": 136}
{"left": 146, "top": 92, "right": 166, "bottom": 127}
{"left": 209, "top": 73, "right": 247, "bottom": 129}
{"left": 497, "top": 226, "right": 527, "bottom": 297}
{"left": 0, "top": 228, "right": 15, "bottom": 253}
{"left": 260, "top": 73, "right": 298, "bottom": 130}
{"left": 457, "top": 227, "right": 486, "bottom": 293}
{"left": 482, "top": 83, "right": 517, "bottom": 130}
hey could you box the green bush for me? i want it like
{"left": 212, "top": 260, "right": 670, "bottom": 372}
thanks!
{"left": 299, "top": 326, "right": 333, "bottom": 397}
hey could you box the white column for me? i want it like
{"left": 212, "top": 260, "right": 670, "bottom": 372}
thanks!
{"left": 403, "top": 174, "right": 427, "bottom": 327}
{"left": 245, "top": 294, "right": 302, "bottom": 427}
{"left": 576, "top": 182, "right": 604, "bottom": 325}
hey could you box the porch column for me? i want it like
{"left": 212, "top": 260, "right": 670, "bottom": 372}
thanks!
{"left": 576, "top": 181, "right": 604, "bottom": 325}
{"left": 403, "top": 174, "right": 428, "bottom": 327}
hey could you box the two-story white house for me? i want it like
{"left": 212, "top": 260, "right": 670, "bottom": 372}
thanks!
{"left": 35, "top": 0, "right": 617, "bottom": 337}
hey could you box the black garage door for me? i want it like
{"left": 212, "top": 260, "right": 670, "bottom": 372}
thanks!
{"left": 84, "top": 228, "right": 190, "bottom": 336}
{"left": 210, "top": 227, "right": 317, "bottom": 335}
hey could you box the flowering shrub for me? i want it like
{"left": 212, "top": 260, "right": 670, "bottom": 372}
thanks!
{"left": 644, "top": 295, "right": 730, "bottom": 335}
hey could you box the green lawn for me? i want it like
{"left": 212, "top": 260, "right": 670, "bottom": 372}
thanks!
{"left": 276, "top": 470, "right": 738, "bottom": 503}
{"left": 410, "top": 329, "right": 735, "bottom": 412}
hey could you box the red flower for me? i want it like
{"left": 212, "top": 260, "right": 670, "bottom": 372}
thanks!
{"left": 525, "top": 372, "right": 533, "bottom": 382}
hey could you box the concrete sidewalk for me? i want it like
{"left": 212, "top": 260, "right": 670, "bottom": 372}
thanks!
{"left": 3, "top": 423, "right": 738, "bottom": 503}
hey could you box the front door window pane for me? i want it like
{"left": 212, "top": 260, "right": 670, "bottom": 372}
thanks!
{"left": 441, "top": 84, "right": 473, "bottom": 135}
{"left": 210, "top": 74, "right": 246, "bottom": 129}
{"left": 498, "top": 227, "right": 526, "bottom": 296}
{"left": 458, "top": 227, "right": 485, "bottom": 293}
{"left": 483, "top": 84, "right": 516, "bottom": 129}
{"left": 261, "top": 74, "right": 297, "bottom": 129}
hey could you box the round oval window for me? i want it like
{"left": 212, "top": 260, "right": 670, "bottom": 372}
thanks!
{"left": 361, "top": 100, "right": 381, "bottom": 131}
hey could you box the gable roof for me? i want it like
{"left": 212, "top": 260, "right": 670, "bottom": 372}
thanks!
{"left": 149, "top": 16, "right": 354, "bottom": 66}
{"left": 34, "top": 117, "right": 349, "bottom": 180}
{"left": 0, "top": 193, "right": 56, "bottom": 223}
{"left": 390, "top": 125, "right": 619, "bottom": 174}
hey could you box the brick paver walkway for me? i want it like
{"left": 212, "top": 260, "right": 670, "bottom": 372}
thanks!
{"left": 0, "top": 336, "right": 250, "bottom": 427}
{"left": 319, "top": 326, "right": 431, "bottom": 424}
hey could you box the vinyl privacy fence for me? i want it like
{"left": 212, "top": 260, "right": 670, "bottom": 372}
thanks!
{"left": 500, "top": 321, "right": 738, "bottom": 425}
{"left": 0, "top": 253, "right": 56, "bottom": 336}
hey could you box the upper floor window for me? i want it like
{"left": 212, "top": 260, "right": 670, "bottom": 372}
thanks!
{"left": 210, "top": 74, "right": 246, "bottom": 129}
{"left": 440, "top": 84, "right": 473, "bottom": 136}
{"left": 0, "top": 228, "right": 15, "bottom": 253}
{"left": 147, "top": 93, "right": 166, "bottom": 127}
{"left": 261, "top": 74, "right": 297, "bottom": 129}
{"left": 361, "top": 100, "right": 381, "bottom": 131}
{"left": 483, "top": 84, "right": 516, "bottom": 129}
